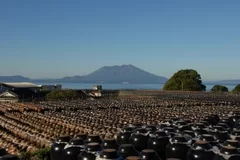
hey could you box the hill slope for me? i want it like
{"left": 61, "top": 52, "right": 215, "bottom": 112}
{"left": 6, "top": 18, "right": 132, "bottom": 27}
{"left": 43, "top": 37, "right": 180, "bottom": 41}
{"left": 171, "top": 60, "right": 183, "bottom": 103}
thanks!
{"left": 60, "top": 64, "right": 168, "bottom": 83}
{"left": 0, "top": 75, "right": 31, "bottom": 82}
{"left": 0, "top": 65, "right": 168, "bottom": 84}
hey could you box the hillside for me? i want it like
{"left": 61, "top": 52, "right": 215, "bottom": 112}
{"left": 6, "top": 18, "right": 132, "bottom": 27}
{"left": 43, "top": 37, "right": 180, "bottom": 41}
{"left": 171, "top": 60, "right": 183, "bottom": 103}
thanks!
{"left": 0, "top": 75, "right": 31, "bottom": 82}
{"left": 0, "top": 65, "right": 168, "bottom": 84}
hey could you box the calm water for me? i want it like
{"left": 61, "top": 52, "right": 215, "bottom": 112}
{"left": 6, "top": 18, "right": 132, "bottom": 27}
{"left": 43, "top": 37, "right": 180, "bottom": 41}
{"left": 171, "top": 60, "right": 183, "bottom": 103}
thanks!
{"left": 36, "top": 82, "right": 238, "bottom": 91}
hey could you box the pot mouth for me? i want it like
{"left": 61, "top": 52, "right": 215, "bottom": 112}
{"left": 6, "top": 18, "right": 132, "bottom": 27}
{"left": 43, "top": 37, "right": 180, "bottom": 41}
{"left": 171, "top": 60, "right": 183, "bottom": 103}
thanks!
{"left": 192, "top": 140, "right": 213, "bottom": 150}
{"left": 118, "top": 144, "right": 137, "bottom": 153}
{"left": 170, "top": 136, "right": 191, "bottom": 144}
{"left": 220, "top": 146, "right": 239, "bottom": 155}
{"left": 99, "top": 149, "right": 119, "bottom": 159}
{"left": 125, "top": 156, "right": 141, "bottom": 160}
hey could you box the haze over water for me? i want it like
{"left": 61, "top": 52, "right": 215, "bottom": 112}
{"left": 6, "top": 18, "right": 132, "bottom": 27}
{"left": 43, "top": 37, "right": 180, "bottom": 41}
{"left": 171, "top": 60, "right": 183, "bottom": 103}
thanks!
{"left": 36, "top": 82, "right": 237, "bottom": 91}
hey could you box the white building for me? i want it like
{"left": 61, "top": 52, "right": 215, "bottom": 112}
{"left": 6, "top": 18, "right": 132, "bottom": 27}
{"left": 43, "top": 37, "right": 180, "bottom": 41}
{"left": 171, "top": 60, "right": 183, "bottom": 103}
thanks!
{"left": 0, "top": 91, "right": 19, "bottom": 102}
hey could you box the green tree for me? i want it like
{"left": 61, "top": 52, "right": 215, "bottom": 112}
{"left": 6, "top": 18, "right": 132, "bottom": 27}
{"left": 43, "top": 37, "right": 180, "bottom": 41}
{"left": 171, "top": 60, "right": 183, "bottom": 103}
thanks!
{"left": 163, "top": 69, "right": 206, "bottom": 91}
{"left": 46, "top": 90, "right": 79, "bottom": 100}
{"left": 211, "top": 85, "right": 228, "bottom": 93}
{"left": 232, "top": 84, "right": 240, "bottom": 94}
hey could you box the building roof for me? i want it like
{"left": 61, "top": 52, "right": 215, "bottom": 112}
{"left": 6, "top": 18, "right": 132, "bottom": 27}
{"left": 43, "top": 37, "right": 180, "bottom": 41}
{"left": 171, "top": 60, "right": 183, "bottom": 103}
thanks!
{"left": 0, "top": 91, "right": 19, "bottom": 98}
{"left": 0, "top": 82, "right": 40, "bottom": 88}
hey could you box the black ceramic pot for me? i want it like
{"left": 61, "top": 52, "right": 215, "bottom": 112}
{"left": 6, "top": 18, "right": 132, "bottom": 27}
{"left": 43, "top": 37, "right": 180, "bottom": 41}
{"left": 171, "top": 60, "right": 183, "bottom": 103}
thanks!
{"left": 122, "top": 127, "right": 134, "bottom": 133}
{"left": 0, "top": 155, "right": 20, "bottom": 160}
{"left": 0, "top": 148, "right": 7, "bottom": 157}
{"left": 62, "top": 147, "right": 82, "bottom": 160}
{"left": 218, "top": 123, "right": 230, "bottom": 131}
{"left": 215, "top": 132, "right": 230, "bottom": 144}
{"left": 213, "top": 146, "right": 240, "bottom": 160}
{"left": 140, "top": 149, "right": 161, "bottom": 160}
{"left": 165, "top": 136, "right": 191, "bottom": 160}
{"left": 116, "top": 132, "right": 132, "bottom": 145}
{"left": 85, "top": 143, "right": 102, "bottom": 153}
{"left": 145, "top": 125, "right": 157, "bottom": 132}
{"left": 184, "top": 130, "right": 196, "bottom": 139}
{"left": 233, "top": 119, "right": 240, "bottom": 128}
{"left": 102, "top": 138, "right": 119, "bottom": 149}
{"left": 199, "top": 134, "right": 218, "bottom": 146}
{"left": 230, "top": 130, "right": 240, "bottom": 140}
{"left": 223, "top": 140, "right": 240, "bottom": 148}
{"left": 220, "top": 118, "right": 234, "bottom": 128}
{"left": 212, "top": 126, "right": 226, "bottom": 132}
{"left": 78, "top": 151, "right": 96, "bottom": 160}
{"left": 78, "top": 143, "right": 101, "bottom": 160}
{"left": 186, "top": 140, "right": 215, "bottom": 160}
{"left": 86, "top": 135, "right": 102, "bottom": 144}
{"left": 129, "top": 133, "right": 149, "bottom": 152}
{"left": 193, "top": 129, "right": 208, "bottom": 137}
{"left": 50, "top": 136, "right": 70, "bottom": 160}
{"left": 118, "top": 144, "right": 139, "bottom": 159}
{"left": 157, "top": 124, "right": 169, "bottom": 130}
{"left": 68, "top": 138, "right": 85, "bottom": 146}
{"left": 194, "top": 123, "right": 206, "bottom": 130}
{"left": 134, "top": 128, "right": 148, "bottom": 134}
{"left": 132, "top": 123, "right": 143, "bottom": 128}
{"left": 175, "top": 125, "right": 192, "bottom": 134}
{"left": 199, "top": 121, "right": 210, "bottom": 127}
{"left": 75, "top": 134, "right": 88, "bottom": 141}
{"left": 147, "top": 136, "right": 169, "bottom": 160}
{"left": 154, "top": 131, "right": 168, "bottom": 137}
{"left": 204, "top": 116, "right": 218, "bottom": 126}
{"left": 97, "top": 149, "right": 120, "bottom": 160}
{"left": 163, "top": 127, "right": 176, "bottom": 137}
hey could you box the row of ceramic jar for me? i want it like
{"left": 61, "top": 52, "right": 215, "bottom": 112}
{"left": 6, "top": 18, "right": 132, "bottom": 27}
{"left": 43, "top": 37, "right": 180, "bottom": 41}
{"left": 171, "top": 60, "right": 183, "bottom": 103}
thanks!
{"left": 49, "top": 131, "right": 240, "bottom": 160}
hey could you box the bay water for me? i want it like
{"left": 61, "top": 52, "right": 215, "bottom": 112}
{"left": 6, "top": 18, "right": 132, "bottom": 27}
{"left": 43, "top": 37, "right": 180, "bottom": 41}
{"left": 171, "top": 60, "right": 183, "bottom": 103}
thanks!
{"left": 36, "top": 82, "right": 238, "bottom": 91}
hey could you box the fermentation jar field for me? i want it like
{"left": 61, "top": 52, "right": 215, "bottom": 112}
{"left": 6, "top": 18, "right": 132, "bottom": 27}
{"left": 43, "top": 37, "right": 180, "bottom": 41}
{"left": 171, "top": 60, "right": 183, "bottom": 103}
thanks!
{"left": 0, "top": 92, "right": 240, "bottom": 159}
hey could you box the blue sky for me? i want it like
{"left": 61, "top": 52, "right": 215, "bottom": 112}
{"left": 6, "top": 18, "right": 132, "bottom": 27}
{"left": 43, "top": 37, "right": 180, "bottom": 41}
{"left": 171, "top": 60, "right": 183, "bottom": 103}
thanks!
{"left": 0, "top": 0, "right": 240, "bottom": 80}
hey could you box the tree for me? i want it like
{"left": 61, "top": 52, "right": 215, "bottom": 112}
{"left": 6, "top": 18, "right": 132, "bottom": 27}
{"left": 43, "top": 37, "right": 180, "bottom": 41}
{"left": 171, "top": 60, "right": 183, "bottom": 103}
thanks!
{"left": 232, "top": 84, "right": 240, "bottom": 94}
{"left": 46, "top": 90, "right": 79, "bottom": 100}
{"left": 211, "top": 85, "right": 228, "bottom": 93}
{"left": 163, "top": 69, "right": 206, "bottom": 91}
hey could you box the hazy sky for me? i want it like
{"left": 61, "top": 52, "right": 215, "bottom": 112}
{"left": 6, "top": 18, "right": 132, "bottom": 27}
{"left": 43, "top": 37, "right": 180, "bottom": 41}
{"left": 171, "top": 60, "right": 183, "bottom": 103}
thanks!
{"left": 0, "top": 0, "right": 240, "bottom": 80}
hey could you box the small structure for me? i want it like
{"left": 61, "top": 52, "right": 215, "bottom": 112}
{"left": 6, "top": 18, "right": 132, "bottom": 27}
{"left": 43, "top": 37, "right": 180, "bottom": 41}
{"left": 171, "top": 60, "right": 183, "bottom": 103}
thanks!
{"left": 93, "top": 85, "right": 102, "bottom": 91}
{"left": 0, "top": 91, "right": 19, "bottom": 102}
{"left": 91, "top": 85, "right": 103, "bottom": 98}
{"left": 39, "top": 84, "right": 62, "bottom": 91}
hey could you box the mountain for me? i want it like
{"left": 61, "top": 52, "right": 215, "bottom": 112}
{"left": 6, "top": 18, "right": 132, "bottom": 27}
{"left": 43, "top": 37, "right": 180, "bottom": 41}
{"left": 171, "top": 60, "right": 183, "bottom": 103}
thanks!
{"left": 59, "top": 64, "right": 168, "bottom": 83}
{"left": 0, "top": 75, "right": 31, "bottom": 82}
{"left": 0, "top": 65, "right": 168, "bottom": 84}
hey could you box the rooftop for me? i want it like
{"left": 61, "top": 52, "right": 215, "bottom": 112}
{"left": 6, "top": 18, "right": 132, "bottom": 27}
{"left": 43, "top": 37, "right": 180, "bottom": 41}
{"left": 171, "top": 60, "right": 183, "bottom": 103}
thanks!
{"left": 0, "top": 82, "right": 40, "bottom": 88}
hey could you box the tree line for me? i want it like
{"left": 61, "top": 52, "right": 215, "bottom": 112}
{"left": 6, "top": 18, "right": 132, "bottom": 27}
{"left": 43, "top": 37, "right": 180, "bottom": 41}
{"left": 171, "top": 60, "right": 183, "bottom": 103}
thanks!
{"left": 163, "top": 69, "right": 240, "bottom": 94}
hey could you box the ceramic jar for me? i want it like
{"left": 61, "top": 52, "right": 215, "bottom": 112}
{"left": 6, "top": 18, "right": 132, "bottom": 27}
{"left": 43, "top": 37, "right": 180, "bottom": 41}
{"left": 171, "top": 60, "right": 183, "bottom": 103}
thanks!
{"left": 96, "top": 149, "right": 121, "bottom": 160}
{"left": 140, "top": 149, "right": 162, "bottom": 160}
{"left": 165, "top": 136, "right": 191, "bottom": 160}
{"left": 129, "top": 133, "right": 149, "bottom": 152}
{"left": 118, "top": 144, "right": 139, "bottom": 159}
{"left": 50, "top": 136, "right": 71, "bottom": 160}
{"left": 187, "top": 140, "right": 215, "bottom": 160}
{"left": 147, "top": 132, "right": 169, "bottom": 160}
{"left": 61, "top": 138, "right": 85, "bottom": 160}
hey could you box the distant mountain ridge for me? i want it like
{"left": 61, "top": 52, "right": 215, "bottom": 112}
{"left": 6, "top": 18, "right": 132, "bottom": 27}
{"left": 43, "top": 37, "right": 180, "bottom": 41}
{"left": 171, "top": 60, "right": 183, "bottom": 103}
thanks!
{"left": 0, "top": 75, "right": 31, "bottom": 82}
{"left": 0, "top": 65, "right": 168, "bottom": 84}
